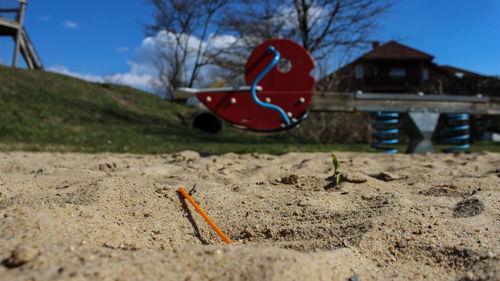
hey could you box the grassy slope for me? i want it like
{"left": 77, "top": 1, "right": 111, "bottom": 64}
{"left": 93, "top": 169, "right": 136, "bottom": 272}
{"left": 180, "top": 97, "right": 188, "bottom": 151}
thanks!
{"left": 0, "top": 66, "right": 363, "bottom": 154}
{"left": 0, "top": 66, "right": 497, "bottom": 154}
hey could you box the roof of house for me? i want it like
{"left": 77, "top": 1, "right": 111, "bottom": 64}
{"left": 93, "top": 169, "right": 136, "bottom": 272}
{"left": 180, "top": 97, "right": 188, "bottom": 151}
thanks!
{"left": 361, "top": 41, "right": 434, "bottom": 60}
{"left": 316, "top": 41, "right": 486, "bottom": 89}
{"left": 437, "top": 65, "right": 482, "bottom": 77}
{"left": 332, "top": 41, "right": 436, "bottom": 75}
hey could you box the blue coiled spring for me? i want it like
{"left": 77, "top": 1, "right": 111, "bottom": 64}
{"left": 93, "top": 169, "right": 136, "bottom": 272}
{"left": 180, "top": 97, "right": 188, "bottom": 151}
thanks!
{"left": 442, "top": 113, "right": 470, "bottom": 153}
{"left": 371, "top": 112, "right": 399, "bottom": 153}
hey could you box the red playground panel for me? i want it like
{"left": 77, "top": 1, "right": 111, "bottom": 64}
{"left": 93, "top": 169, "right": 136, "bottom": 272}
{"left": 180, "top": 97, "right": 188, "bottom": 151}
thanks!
{"left": 196, "top": 39, "right": 315, "bottom": 132}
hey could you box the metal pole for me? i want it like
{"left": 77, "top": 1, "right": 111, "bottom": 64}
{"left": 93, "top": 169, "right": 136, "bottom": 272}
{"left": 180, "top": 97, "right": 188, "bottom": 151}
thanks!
{"left": 12, "top": 0, "right": 26, "bottom": 68}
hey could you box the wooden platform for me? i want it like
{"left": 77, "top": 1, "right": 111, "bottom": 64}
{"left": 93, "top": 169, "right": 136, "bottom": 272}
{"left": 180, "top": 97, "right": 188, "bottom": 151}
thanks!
{"left": 0, "top": 1, "right": 43, "bottom": 70}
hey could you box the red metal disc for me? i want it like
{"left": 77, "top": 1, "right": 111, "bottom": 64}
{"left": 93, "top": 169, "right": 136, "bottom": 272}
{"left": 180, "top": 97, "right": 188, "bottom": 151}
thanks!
{"left": 197, "top": 39, "right": 315, "bottom": 131}
{"left": 245, "top": 39, "right": 315, "bottom": 93}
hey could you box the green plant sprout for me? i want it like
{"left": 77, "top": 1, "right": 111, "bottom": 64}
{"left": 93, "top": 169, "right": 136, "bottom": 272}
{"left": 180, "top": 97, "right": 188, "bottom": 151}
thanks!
{"left": 331, "top": 153, "right": 341, "bottom": 185}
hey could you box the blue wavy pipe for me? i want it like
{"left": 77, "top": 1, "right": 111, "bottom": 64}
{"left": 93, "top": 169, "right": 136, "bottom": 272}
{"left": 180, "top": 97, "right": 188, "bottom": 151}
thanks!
{"left": 250, "top": 46, "right": 291, "bottom": 126}
{"left": 442, "top": 113, "right": 470, "bottom": 153}
{"left": 371, "top": 112, "right": 399, "bottom": 153}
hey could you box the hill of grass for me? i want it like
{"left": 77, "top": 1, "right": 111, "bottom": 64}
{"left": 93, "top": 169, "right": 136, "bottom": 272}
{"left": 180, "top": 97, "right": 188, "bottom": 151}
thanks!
{"left": 0, "top": 66, "right": 368, "bottom": 154}
{"left": 1, "top": 66, "right": 497, "bottom": 154}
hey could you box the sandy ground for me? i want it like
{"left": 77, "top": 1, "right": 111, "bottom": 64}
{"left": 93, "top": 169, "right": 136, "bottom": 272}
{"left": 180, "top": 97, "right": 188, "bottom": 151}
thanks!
{"left": 0, "top": 150, "right": 498, "bottom": 281}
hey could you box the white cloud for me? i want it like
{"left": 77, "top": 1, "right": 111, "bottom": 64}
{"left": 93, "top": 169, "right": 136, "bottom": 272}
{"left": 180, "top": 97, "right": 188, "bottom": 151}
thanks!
{"left": 47, "top": 31, "right": 238, "bottom": 93}
{"left": 115, "top": 46, "right": 130, "bottom": 52}
{"left": 62, "top": 21, "right": 78, "bottom": 29}
{"left": 208, "top": 34, "right": 239, "bottom": 49}
{"left": 48, "top": 65, "right": 105, "bottom": 83}
{"left": 48, "top": 64, "right": 155, "bottom": 91}
{"left": 0, "top": 58, "right": 7, "bottom": 66}
{"left": 40, "top": 15, "right": 51, "bottom": 21}
{"left": 107, "top": 72, "right": 154, "bottom": 89}
{"left": 135, "top": 30, "right": 239, "bottom": 86}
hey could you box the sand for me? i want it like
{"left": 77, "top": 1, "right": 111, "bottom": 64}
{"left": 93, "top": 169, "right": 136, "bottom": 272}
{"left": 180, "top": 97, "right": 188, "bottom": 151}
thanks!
{"left": 0, "top": 150, "right": 498, "bottom": 280}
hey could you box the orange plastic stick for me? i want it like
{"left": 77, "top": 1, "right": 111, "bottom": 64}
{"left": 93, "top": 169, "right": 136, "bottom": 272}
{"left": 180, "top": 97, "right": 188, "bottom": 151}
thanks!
{"left": 178, "top": 187, "right": 233, "bottom": 245}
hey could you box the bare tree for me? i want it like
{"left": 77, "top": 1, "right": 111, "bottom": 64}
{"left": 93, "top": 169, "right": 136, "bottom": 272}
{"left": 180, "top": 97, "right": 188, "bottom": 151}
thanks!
{"left": 146, "top": 0, "right": 391, "bottom": 96}
{"left": 145, "top": 0, "right": 229, "bottom": 98}
{"left": 212, "top": 0, "right": 392, "bottom": 80}
{"left": 207, "top": 0, "right": 289, "bottom": 83}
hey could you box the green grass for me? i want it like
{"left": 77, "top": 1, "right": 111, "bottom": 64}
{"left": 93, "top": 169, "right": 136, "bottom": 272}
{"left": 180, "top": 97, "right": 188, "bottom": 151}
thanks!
{"left": 0, "top": 65, "right": 366, "bottom": 154}
{"left": 0, "top": 66, "right": 498, "bottom": 154}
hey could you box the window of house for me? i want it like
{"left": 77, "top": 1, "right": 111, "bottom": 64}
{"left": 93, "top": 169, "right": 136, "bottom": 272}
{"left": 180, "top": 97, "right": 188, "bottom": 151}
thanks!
{"left": 455, "top": 72, "right": 464, "bottom": 78}
{"left": 354, "top": 65, "right": 364, "bottom": 79}
{"left": 423, "top": 68, "right": 429, "bottom": 81}
{"left": 389, "top": 67, "right": 406, "bottom": 78}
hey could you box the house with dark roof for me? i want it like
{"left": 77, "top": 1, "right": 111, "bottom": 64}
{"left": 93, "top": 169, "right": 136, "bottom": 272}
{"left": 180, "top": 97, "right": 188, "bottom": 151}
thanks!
{"left": 317, "top": 41, "right": 492, "bottom": 95}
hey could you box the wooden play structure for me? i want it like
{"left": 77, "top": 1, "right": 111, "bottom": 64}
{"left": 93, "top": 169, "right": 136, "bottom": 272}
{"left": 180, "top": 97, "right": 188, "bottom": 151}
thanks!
{"left": 0, "top": 0, "right": 43, "bottom": 69}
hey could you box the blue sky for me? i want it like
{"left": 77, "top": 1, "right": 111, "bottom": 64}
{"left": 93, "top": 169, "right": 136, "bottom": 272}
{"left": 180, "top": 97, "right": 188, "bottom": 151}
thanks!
{"left": 378, "top": 0, "right": 500, "bottom": 76}
{"left": 0, "top": 0, "right": 152, "bottom": 74}
{"left": 0, "top": 0, "right": 499, "bottom": 92}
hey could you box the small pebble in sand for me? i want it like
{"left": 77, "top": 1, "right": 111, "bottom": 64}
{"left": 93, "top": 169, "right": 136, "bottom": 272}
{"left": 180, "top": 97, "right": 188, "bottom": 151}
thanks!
{"left": 370, "top": 172, "right": 399, "bottom": 181}
{"left": 349, "top": 274, "right": 360, "bottom": 281}
{"left": 5, "top": 245, "right": 38, "bottom": 268}
{"left": 453, "top": 198, "right": 485, "bottom": 218}
{"left": 281, "top": 174, "right": 299, "bottom": 185}
{"left": 396, "top": 239, "right": 407, "bottom": 249}
{"left": 343, "top": 172, "right": 368, "bottom": 183}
